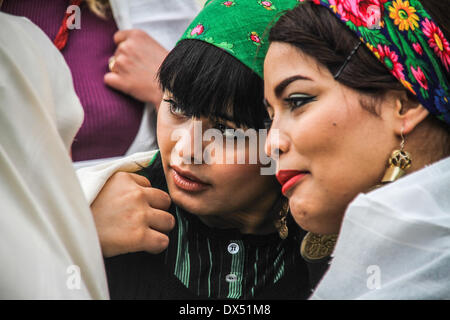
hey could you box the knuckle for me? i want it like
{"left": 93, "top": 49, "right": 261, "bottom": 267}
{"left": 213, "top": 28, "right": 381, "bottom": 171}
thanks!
{"left": 167, "top": 215, "right": 175, "bottom": 229}
{"left": 126, "top": 188, "right": 145, "bottom": 202}
{"left": 164, "top": 193, "right": 172, "bottom": 206}
{"left": 125, "top": 208, "right": 147, "bottom": 226}
{"left": 130, "top": 229, "right": 147, "bottom": 250}
{"left": 131, "top": 29, "right": 145, "bottom": 38}
{"left": 113, "top": 171, "right": 129, "bottom": 180}
{"left": 115, "top": 54, "right": 127, "bottom": 66}
{"left": 133, "top": 226, "right": 146, "bottom": 241}
{"left": 158, "top": 211, "right": 175, "bottom": 227}
{"left": 154, "top": 234, "right": 169, "bottom": 251}
{"left": 150, "top": 209, "right": 175, "bottom": 229}
{"left": 117, "top": 41, "right": 130, "bottom": 54}
{"left": 137, "top": 175, "right": 151, "bottom": 187}
{"left": 144, "top": 233, "right": 169, "bottom": 254}
{"left": 114, "top": 30, "right": 125, "bottom": 41}
{"left": 156, "top": 191, "right": 171, "bottom": 208}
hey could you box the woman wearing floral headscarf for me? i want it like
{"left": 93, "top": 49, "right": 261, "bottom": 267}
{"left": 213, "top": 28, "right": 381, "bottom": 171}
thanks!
{"left": 264, "top": 0, "right": 450, "bottom": 298}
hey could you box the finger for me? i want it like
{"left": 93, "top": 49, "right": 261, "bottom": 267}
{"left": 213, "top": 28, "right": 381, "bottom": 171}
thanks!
{"left": 115, "top": 40, "right": 131, "bottom": 56}
{"left": 146, "top": 208, "right": 175, "bottom": 234}
{"left": 111, "top": 54, "right": 131, "bottom": 74}
{"left": 113, "top": 30, "right": 130, "bottom": 44}
{"left": 142, "top": 188, "right": 171, "bottom": 210}
{"left": 141, "top": 229, "right": 170, "bottom": 254}
{"left": 127, "top": 172, "right": 152, "bottom": 188}
{"left": 104, "top": 72, "right": 129, "bottom": 94}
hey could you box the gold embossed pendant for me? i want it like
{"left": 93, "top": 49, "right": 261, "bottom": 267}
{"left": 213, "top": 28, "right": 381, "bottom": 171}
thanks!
{"left": 300, "top": 232, "right": 338, "bottom": 262}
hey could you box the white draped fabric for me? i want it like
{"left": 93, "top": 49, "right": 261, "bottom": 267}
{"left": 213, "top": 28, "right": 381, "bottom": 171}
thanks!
{"left": 311, "top": 156, "right": 450, "bottom": 300}
{"left": 0, "top": 13, "right": 108, "bottom": 299}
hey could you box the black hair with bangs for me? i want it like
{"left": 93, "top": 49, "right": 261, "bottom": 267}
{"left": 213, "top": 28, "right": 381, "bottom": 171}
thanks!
{"left": 158, "top": 39, "right": 268, "bottom": 130}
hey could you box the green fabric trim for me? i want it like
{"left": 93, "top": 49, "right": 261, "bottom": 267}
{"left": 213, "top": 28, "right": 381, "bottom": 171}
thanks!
{"left": 227, "top": 240, "right": 245, "bottom": 299}
{"left": 174, "top": 207, "right": 190, "bottom": 288}
{"left": 147, "top": 150, "right": 160, "bottom": 167}
{"left": 207, "top": 238, "right": 213, "bottom": 298}
{"left": 273, "top": 246, "right": 285, "bottom": 284}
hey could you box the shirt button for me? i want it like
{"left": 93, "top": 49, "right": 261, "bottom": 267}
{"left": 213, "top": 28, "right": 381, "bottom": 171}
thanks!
{"left": 227, "top": 242, "right": 239, "bottom": 254}
{"left": 225, "top": 273, "right": 238, "bottom": 283}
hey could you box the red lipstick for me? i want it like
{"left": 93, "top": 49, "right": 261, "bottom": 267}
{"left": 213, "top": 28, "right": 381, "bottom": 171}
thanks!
{"left": 276, "top": 170, "right": 308, "bottom": 195}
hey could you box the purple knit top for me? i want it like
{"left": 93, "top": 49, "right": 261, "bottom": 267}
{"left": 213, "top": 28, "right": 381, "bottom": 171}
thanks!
{"left": 2, "top": 0, "right": 144, "bottom": 161}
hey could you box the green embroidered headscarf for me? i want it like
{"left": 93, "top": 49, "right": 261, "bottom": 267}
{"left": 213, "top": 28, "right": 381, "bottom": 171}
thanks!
{"left": 178, "top": 0, "right": 299, "bottom": 79}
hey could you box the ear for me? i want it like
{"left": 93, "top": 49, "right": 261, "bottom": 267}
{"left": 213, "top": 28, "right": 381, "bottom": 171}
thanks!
{"left": 390, "top": 92, "right": 429, "bottom": 136}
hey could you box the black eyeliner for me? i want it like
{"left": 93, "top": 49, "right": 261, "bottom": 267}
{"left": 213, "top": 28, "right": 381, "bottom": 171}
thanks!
{"left": 284, "top": 94, "right": 317, "bottom": 110}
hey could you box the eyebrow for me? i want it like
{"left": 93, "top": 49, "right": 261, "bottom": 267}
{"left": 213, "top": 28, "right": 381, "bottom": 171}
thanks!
{"left": 274, "top": 75, "right": 312, "bottom": 98}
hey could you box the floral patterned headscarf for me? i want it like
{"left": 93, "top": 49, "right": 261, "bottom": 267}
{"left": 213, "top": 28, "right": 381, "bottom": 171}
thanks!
{"left": 178, "top": 0, "right": 299, "bottom": 78}
{"left": 307, "top": 0, "right": 450, "bottom": 125}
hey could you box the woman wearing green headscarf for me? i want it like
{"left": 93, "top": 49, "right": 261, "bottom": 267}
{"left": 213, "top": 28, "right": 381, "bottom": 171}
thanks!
{"left": 79, "top": 0, "right": 327, "bottom": 299}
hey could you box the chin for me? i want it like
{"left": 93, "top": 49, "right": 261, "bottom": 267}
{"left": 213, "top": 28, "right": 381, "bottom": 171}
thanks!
{"left": 169, "top": 190, "right": 213, "bottom": 216}
{"left": 289, "top": 198, "right": 341, "bottom": 234}
{"left": 293, "top": 215, "right": 339, "bottom": 234}
{"left": 291, "top": 211, "right": 313, "bottom": 233}
{"left": 288, "top": 199, "right": 311, "bottom": 230}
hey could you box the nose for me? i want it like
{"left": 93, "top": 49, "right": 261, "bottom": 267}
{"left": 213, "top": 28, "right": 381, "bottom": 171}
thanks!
{"left": 264, "top": 118, "right": 290, "bottom": 160}
{"left": 172, "top": 118, "right": 205, "bottom": 165}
